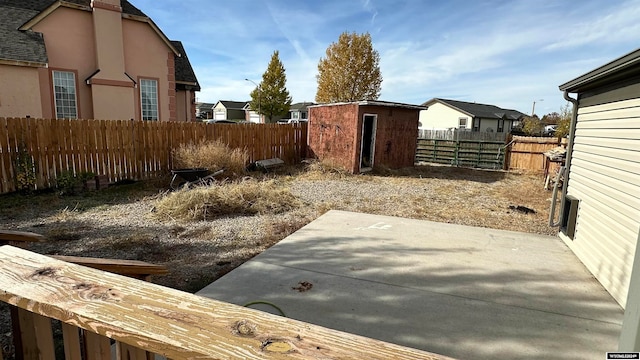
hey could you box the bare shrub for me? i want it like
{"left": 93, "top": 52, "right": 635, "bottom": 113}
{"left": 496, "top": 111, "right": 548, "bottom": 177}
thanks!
{"left": 172, "top": 140, "right": 249, "bottom": 178}
{"left": 154, "top": 179, "right": 301, "bottom": 221}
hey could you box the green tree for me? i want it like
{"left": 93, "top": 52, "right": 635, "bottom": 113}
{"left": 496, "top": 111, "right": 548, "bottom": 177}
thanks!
{"left": 555, "top": 103, "right": 572, "bottom": 138}
{"left": 522, "top": 115, "right": 544, "bottom": 136}
{"left": 315, "top": 31, "right": 382, "bottom": 103}
{"left": 250, "top": 50, "right": 292, "bottom": 123}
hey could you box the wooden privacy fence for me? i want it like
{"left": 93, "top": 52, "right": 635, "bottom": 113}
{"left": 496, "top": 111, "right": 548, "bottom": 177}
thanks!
{"left": 0, "top": 245, "right": 448, "bottom": 360}
{"left": 506, "top": 136, "right": 561, "bottom": 171}
{"left": 416, "top": 138, "right": 506, "bottom": 170}
{"left": 0, "top": 118, "right": 307, "bottom": 194}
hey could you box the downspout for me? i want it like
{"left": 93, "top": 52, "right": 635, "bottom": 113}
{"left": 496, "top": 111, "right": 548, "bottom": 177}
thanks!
{"left": 548, "top": 90, "right": 579, "bottom": 227}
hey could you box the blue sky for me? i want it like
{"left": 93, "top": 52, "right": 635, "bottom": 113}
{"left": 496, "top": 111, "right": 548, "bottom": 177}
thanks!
{"left": 134, "top": 0, "right": 640, "bottom": 116}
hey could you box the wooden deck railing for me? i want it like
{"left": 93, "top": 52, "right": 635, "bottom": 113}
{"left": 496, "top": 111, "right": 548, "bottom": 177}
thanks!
{"left": 0, "top": 246, "right": 452, "bottom": 360}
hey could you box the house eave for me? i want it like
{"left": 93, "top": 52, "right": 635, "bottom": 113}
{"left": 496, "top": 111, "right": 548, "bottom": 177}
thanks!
{"left": 559, "top": 48, "right": 640, "bottom": 93}
{"left": 19, "top": 1, "right": 91, "bottom": 30}
{"left": 0, "top": 58, "right": 48, "bottom": 68}
{"left": 422, "top": 98, "right": 474, "bottom": 117}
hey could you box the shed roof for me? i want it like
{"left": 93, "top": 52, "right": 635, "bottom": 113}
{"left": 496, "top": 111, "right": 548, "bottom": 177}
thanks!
{"left": 559, "top": 48, "right": 640, "bottom": 93}
{"left": 290, "top": 102, "right": 315, "bottom": 111}
{"left": 422, "top": 98, "right": 526, "bottom": 120}
{"left": 309, "top": 100, "right": 426, "bottom": 111}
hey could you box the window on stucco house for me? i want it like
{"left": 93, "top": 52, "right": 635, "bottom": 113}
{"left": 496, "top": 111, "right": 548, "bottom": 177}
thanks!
{"left": 52, "top": 70, "right": 78, "bottom": 119}
{"left": 140, "top": 79, "right": 159, "bottom": 121}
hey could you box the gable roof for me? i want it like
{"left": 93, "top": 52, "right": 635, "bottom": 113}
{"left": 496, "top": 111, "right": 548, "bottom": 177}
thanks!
{"left": 171, "top": 40, "right": 200, "bottom": 91}
{"left": 0, "top": 0, "right": 199, "bottom": 93}
{"left": 216, "top": 101, "right": 249, "bottom": 110}
{"left": 422, "top": 98, "right": 526, "bottom": 120}
{"left": 290, "top": 102, "right": 315, "bottom": 111}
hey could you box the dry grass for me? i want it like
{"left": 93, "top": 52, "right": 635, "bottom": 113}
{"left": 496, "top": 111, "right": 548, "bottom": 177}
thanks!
{"left": 172, "top": 140, "right": 249, "bottom": 178}
{"left": 154, "top": 179, "right": 301, "bottom": 221}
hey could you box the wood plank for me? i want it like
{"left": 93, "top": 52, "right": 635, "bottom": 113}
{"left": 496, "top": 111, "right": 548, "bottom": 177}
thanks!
{"left": 0, "top": 118, "right": 10, "bottom": 193}
{"left": 0, "top": 246, "right": 450, "bottom": 360}
{"left": 62, "top": 322, "right": 83, "bottom": 360}
{"left": 32, "top": 312, "right": 55, "bottom": 360}
{"left": 84, "top": 331, "right": 111, "bottom": 360}
{"left": 0, "top": 230, "right": 45, "bottom": 244}
{"left": 17, "top": 308, "right": 39, "bottom": 359}
{"left": 117, "top": 342, "right": 152, "bottom": 360}
{"left": 51, "top": 255, "right": 168, "bottom": 279}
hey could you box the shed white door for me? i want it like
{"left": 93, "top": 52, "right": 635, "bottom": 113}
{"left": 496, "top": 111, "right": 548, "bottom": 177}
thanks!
{"left": 249, "top": 113, "right": 260, "bottom": 123}
{"left": 214, "top": 110, "right": 226, "bottom": 120}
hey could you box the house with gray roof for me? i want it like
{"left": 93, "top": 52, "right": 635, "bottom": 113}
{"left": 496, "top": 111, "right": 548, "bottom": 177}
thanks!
{"left": 287, "top": 102, "right": 315, "bottom": 121}
{"left": 0, "top": 0, "right": 200, "bottom": 121}
{"left": 419, "top": 98, "right": 527, "bottom": 133}
{"left": 212, "top": 100, "right": 249, "bottom": 121}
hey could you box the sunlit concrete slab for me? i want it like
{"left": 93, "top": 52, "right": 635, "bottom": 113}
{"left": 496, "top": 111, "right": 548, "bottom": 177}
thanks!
{"left": 198, "top": 210, "right": 623, "bottom": 360}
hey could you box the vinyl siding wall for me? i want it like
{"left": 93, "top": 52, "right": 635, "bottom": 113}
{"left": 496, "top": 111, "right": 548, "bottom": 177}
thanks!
{"left": 561, "top": 91, "right": 640, "bottom": 307}
{"left": 419, "top": 102, "right": 469, "bottom": 130}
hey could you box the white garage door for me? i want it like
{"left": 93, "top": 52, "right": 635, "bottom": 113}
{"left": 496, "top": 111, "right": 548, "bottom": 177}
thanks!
{"left": 249, "top": 113, "right": 260, "bottom": 123}
{"left": 214, "top": 111, "right": 226, "bottom": 120}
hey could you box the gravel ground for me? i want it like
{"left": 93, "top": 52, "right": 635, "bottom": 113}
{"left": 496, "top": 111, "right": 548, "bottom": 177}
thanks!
{"left": 0, "top": 165, "right": 557, "bottom": 358}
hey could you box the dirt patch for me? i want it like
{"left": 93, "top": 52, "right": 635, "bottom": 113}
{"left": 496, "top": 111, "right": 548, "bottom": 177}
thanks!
{"left": 0, "top": 164, "right": 558, "bottom": 358}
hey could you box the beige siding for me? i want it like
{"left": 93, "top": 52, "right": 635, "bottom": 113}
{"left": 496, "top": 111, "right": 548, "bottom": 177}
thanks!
{"left": 562, "top": 96, "right": 640, "bottom": 307}
{"left": 419, "top": 102, "right": 469, "bottom": 130}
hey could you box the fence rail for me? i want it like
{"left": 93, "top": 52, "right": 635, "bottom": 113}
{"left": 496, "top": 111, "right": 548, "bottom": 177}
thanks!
{"left": 0, "top": 118, "right": 307, "bottom": 194}
{"left": 416, "top": 138, "right": 506, "bottom": 170}
{"left": 418, "top": 129, "right": 508, "bottom": 142}
{"left": 0, "top": 245, "right": 449, "bottom": 360}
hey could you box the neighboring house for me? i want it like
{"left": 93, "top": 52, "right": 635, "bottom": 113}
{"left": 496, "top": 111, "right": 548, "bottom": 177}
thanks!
{"left": 243, "top": 102, "right": 263, "bottom": 123}
{"left": 556, "top": 48, "right": 640, "bottom": 309}
{"left": 0, "top": 0, "right": 200, "bottom": 121}
{"left": 419, "top": 98, "right": 526, "bottom": 133}
{"left": 288, "top": 102, "right": 314, "bottom": 121}
{"left": 212, "top": 100, "right": 248, "bottom": 121}
{"left": 308, "top": 101, "right": 425, "bottom": 174}
{"left": 196, "top": 102, "right": 214, "bottom": 119}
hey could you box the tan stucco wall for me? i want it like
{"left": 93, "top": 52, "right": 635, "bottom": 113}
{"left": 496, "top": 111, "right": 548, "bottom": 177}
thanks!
{"left": 0, "top": 65, "right": 43, "bottom": 118}
{"left": 123, "top": 18, "right": 173, "bottom": 121}
{"left": 32, "top": 7, "right": 96, "bottom": 119}
{"left": 176, "top": 90, "right": 194, "bottom": 122}
{"left": 419, "top": 102, "right": 470, "bottom": 130}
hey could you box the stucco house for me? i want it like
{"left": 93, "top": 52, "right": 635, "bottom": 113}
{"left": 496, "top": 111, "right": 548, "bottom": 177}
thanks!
{"left": 419, "top": 98, "right": 526, "bottom": 133}
{"left": 0, "top": 0, "right": 200, "bottom": 122}
{"left": 212, "top": 100, "right": 248, "bottom": 121}
{"left": 555, "top": 48, "right": 640, "bottom": 314}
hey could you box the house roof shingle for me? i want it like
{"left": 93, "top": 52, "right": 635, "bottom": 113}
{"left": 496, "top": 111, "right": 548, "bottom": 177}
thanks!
{"left": 0, "top": 4, "right": 47, "bottom": 64}
{"left": 0, "top": 0, "right": 148, "bottom": 65}
{"left": 423, "top": 98, "right": 526, "bottom": 120}
{"left": 290, "top": 102, "right": 315, "bottom": 111}
{"left": 218, "top": 101, "right": 249, "bottom": 110}
{"left": 170, "top": 40, "right": 200, "bottom": 91}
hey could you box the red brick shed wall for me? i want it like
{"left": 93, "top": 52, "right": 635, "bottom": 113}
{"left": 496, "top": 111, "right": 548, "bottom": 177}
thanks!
{"left": 358, "top": 105, "right": 419, "bottom": 171}
{"left": 308, "top": 103, "right": 359, "bottom": 173}
{"left": 308, "top": 103, "right": 419, "bottom": 173}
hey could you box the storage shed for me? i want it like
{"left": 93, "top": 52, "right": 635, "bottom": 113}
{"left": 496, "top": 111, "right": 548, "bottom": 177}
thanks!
{"left": 307, "top": 101, "right": 425, "bottom": 174}
{"left": 556, "top": 48, "right": 640, "bottom": 309}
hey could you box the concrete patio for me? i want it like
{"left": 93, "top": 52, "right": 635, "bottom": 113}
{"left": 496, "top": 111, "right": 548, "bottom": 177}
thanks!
{"left": 198, "top": 210, "right": 623, "bottom": 360}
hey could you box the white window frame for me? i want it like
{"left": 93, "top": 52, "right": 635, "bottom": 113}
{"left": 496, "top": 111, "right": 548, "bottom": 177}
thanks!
{"left": 497, "top": 119, "right": 505, "bottom": 133}
{"left": 292, "top": 111, "right": 300, "bottom": 119}
{"left": 458, "top": 117, "right": 468, "bottom": 129}
{"left": 52, "top": 70, "right": 78, "bottom": 119}
{"left": 140, "top": 79, "right": 159, "bottom": 121}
